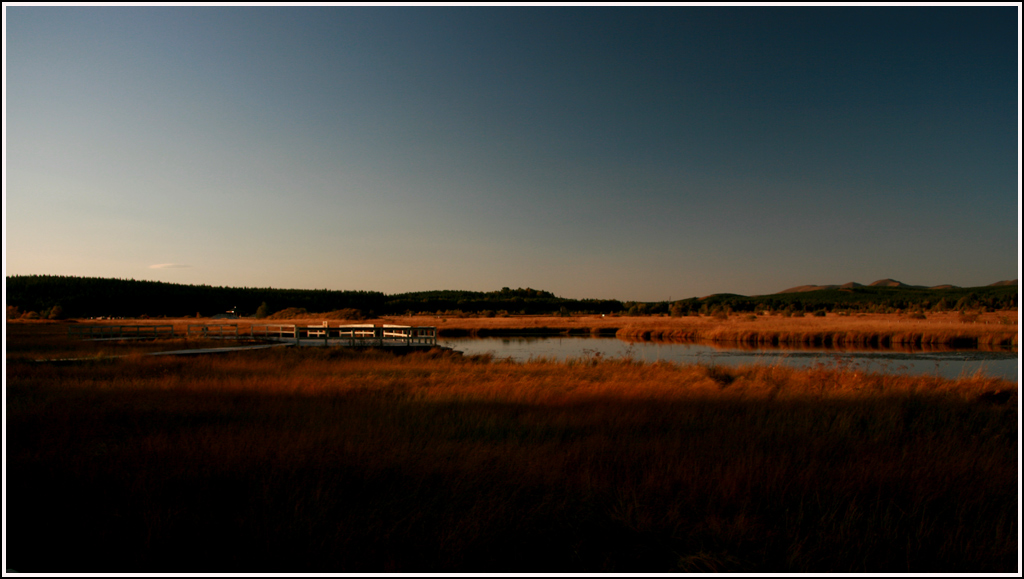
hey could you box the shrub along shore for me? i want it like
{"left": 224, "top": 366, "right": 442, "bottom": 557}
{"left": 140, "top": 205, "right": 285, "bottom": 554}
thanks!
{"left": 5, "top": 322, "right": 1018, "bottom": 572}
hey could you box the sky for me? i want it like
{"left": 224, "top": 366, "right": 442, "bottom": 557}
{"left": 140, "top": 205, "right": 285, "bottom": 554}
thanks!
{"left": 4, "top": 6, "right": 1020, "bottom": 302}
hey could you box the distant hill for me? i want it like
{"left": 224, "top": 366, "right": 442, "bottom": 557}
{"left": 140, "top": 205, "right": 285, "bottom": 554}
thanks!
{"left": 697, "top": 293, "right": 746, "bottom": 301}
{"left": 867, "top": 278, "right": 922, "bottom": 288}
{"left": 777, "top": 281, "right": 878, "bottom": 293}
{"left": 778, "top": 279, "right": 1015, "bottom": 294}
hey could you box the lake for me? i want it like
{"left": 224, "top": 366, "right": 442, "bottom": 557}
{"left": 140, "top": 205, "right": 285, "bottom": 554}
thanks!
{"left": 438, "top": 336, "right": 1019, "bottom": 382}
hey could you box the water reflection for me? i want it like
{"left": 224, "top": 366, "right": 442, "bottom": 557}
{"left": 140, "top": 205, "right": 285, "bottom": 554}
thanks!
{"left": 644, "top": 339, "right": 1018, "bottom": 354}
{"left": 438, "top": 336, "right": 1019, "bottom": 382}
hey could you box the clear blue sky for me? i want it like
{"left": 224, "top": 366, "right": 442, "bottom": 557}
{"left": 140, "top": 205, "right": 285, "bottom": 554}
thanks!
{"left": 5, "top": 6, "right": 1019, "bottom": 301}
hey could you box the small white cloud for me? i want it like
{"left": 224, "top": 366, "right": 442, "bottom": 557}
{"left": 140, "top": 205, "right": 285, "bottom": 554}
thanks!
{"left": 149, "top": 263, "right": 191, "bottom": 269}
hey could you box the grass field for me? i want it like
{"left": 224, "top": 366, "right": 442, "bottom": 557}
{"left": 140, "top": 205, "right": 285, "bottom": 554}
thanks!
{"left": 4, "top": 320, "right": 1019, "bottom": 572}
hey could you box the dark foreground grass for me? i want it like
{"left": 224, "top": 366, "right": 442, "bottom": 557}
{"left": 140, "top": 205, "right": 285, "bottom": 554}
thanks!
{"left": 5, "top": 342, "right": 1018, "bottom": 572}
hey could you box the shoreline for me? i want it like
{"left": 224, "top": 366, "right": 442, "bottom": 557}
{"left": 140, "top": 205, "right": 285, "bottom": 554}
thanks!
{"left": 10, "top": 310, "right": 1019, "bottom": 350}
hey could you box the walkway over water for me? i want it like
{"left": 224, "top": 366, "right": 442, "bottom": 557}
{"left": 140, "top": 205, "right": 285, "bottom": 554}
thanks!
{"left": 69, "top": 324, "right": 175, "bottom": 340}
{"left": 68, "top": 323, "right": 439, "bottom": 349}
{"left": 251, "top": 323, "right": 437, "bottom": 347}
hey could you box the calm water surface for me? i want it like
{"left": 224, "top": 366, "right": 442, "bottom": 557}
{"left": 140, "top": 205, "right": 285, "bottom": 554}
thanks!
{"left": 438, "top": 336, "right": 1019, "bottom": 382}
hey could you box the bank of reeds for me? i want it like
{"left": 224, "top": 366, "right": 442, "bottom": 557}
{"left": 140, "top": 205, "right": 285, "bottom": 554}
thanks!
{"left": 610, "top": 313, "right": 1018, "bottom": 348}
{"left": 617, "top": 325, "right": 1019, "bottom": 348}
{"left": 20, "top": 310, "right": 1017, "bottom": 349}
{"left": 386, "top": 311, "right": 1018, "bottom": 348}
{"left": 5, "top": 334, "right": 1017, "bottom": 573}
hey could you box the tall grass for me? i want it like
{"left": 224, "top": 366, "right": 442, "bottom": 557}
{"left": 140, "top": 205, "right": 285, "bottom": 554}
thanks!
{"left": 611, "top": 313, "right": 1018, "bottom": 347}
{"left": 6, "top": 332, "right": 1017, "bottom": 572}
{"left": 18, "top": 310, "right": 1017, "bottom": 349}
{"left": 392, "top": 311, "right": 1019, "bottom": 347}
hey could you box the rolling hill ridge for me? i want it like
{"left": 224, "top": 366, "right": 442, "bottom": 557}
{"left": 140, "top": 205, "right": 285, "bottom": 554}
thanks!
{"left": 776, "top": 279, "right": 1017, "bottom": 294}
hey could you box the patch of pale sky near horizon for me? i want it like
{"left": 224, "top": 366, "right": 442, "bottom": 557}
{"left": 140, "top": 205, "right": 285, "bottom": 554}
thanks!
{"left": 6, "top": 151, "right": 1014, "bottom": 299}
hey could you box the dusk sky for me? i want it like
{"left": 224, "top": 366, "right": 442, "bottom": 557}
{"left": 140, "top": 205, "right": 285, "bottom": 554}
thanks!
{"left": 5, "top": 6, "right": 1020, "bottom": 302}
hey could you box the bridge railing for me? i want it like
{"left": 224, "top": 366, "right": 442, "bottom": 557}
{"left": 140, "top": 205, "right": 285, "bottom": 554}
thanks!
{"left": 186, "top": 324, "right": 240, "bottom": 339}
{"left": 249, "top": 324, "right": 437, "bottom": 346}
{"left": 67, "top": 322, "right": 437, "bottom": 347}
{"left": 250, "top": 324, "right": 299, "bottom": 340}
{"left": 68, "top": 325, "right": 175, "bottom": 340}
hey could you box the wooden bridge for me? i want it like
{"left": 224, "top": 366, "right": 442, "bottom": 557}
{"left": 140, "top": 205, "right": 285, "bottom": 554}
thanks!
{"left": 69, "top": 323, "right": 438, "bottom": 348}
{"left": 250, "top": 323, "right": 438, "bottom": 347}
{"left": 68, "top": 324, "right": 175, "bottom": 340}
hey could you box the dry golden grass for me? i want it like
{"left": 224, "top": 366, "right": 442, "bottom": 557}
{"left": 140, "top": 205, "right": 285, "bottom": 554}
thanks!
{"left": 5, "top": 322, "right": 1018, "bottom": 572}
{"left": 391, "top": 311, "right": 1020, "bottom": 347}
{"left": 26, "top": 309, "right": 1017, "bottom": 347}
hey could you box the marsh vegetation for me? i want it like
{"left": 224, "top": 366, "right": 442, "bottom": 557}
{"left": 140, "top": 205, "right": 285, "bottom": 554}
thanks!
{"left": 5, "top": 321, "right": 1017, "bottom": 572}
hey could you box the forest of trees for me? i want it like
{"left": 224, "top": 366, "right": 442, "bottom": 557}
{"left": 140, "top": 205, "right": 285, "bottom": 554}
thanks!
{"left": 382, "top": 287, "right": 624, "bottom": 316}
{"left": 659, "top": 285, "right": 1018, "bottom": 317}
{"left": 5, "top": 276, "right": 385, "bottom": 319}
{"left": 5, "top": 275, "right": 1018, "bottom": 320}
{"left": 4, "top": 276, "right": 623, "bottom": 319}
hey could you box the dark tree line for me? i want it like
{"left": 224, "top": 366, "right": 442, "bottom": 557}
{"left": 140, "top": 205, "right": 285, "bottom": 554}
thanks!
{"left": 6, "top": 276, "right": 385, "bottom": 319}
{"left": 5, "top": 275, "right": 1016, "bottom": 320}
{"left": 5, "top": 277, "right": 623, "bottom": 318}
{"left": 384, "top": 287, "right": 623, "bottom": 316}
{"left": 663, "top": 285, "right": 1018, "bottom": 316}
